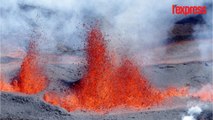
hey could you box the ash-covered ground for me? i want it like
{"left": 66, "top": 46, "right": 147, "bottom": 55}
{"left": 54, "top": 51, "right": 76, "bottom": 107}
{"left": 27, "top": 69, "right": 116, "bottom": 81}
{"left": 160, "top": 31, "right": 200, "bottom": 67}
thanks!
{"left": 0, "top": 60, "right": 212, "bottom": 120}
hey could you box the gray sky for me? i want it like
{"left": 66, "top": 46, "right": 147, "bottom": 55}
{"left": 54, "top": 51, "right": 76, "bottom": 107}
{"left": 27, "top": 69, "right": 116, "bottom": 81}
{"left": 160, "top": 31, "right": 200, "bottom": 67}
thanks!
{"left": 0, "top": 0, "right": 212, "bottom": 62}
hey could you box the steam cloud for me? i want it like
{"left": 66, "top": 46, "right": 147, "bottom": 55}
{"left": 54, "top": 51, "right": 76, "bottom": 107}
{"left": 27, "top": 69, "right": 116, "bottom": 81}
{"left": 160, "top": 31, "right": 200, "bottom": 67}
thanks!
{"left": 0, "top": 0, "right": 212, "bottom": 63}
{"left": 182, "top": 106, "right": 202, "bottom": 120}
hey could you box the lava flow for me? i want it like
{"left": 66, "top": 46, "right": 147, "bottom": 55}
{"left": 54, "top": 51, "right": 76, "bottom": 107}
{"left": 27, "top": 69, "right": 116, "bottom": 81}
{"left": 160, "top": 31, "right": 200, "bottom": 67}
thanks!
{"left": 44, "top": 27, "right": 188, "bottom": 112}
{"left": 192, "top": 84, "right": 213, "bottom": 102}
{"left": 0, "top": 41, "right": 47, "bottom": 94}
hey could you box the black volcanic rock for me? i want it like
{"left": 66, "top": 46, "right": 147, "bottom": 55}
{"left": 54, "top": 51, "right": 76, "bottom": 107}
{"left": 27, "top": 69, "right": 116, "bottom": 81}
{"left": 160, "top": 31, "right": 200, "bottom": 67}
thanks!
{"left": 197, "top": 110, "right": 213, "bottom": 120}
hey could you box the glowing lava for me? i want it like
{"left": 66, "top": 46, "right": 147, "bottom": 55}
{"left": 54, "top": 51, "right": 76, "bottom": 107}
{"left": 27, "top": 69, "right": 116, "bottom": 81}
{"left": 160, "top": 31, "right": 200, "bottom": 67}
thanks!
{"left": 0, "top": 41, "right": 47, "bottom": 94}
{"left": 0, "top": 75, "right": 18, "bottom": 92}
{"left": 192, "top": 84, "right": 213, "bottom": 102}
{"left": 44, "top": 27, "right": 187, "bottom": 112}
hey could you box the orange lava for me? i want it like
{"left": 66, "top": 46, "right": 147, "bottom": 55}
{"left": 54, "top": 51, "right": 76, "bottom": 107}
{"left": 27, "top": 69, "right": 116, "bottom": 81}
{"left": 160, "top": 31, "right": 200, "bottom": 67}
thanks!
{"left": 44, "top": 27, "right": 188, "bottom": 112}
{"left": 192, "top": 84, "right": 213, "bottom": 102}
{"left": 0, "top": 41, "right": 47, "bottom": 94}
{"left": 0, "top": 75, "right": 19, "bottom": 92}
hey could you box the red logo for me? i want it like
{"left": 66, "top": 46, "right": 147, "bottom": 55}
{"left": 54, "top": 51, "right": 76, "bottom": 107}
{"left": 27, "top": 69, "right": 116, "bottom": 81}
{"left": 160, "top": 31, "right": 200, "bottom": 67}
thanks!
{"left": 172, "top": 5, "right": 207, "bottom": 15}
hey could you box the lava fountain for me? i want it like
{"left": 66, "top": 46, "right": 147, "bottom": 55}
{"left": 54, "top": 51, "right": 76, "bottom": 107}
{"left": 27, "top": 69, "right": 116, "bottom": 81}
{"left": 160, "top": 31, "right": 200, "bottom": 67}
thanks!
{"left": 0, "top": 41, "right": 48, "bottom": 94}
{"left": 44, "top": 27, "right": 187, "bottom": 112}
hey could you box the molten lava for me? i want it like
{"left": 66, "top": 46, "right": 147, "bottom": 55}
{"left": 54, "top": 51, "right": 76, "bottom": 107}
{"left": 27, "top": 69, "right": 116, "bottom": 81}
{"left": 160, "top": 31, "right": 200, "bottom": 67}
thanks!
{"left": 0, "top": 41, "right": 47, "bottom": 94}
{"left": 44, "top": 27, "right": 187, "bottom": 112}
{"left": 0, "top": 75, "right": 18, "bottom": 92}
{"left": 192, "top": 84, "right": 213, "bottom": 102}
